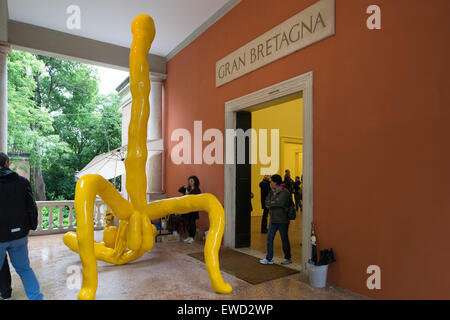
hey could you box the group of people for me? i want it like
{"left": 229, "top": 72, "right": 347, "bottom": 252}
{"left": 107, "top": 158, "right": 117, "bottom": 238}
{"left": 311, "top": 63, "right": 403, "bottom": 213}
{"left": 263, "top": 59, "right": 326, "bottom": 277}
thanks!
{"left": 258, "top": 170, "right": 303, "bottom": 266}
{"left": 177, "top": 169, "right": 303, "bottom": 267}
{"left": 282, "top": 169, "right": 303, "bottom": 212}
{"left": 0, "top": 152, "right": 43, "bottom": 300}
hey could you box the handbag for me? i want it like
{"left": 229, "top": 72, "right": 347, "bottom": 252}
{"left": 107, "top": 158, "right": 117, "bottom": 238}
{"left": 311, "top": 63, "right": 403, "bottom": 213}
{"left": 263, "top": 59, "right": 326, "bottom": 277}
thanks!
{"left": 287, "top": 196, "right": 297, "bottom": 220}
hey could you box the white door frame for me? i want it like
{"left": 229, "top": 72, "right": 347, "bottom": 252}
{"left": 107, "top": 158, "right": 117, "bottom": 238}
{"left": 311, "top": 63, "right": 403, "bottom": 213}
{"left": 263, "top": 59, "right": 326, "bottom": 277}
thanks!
{"left": 224, "top": 71, "right": 314, "bottom": 272}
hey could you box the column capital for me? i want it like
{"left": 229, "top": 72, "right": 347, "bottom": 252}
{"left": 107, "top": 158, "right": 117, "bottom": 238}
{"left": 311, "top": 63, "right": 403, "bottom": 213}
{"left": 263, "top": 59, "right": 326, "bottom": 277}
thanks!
{"left": 150, "top": 72, "right": 167, "bottom": 83}
{"left": 0, "top": 42, "right": 11, "bottom": 54}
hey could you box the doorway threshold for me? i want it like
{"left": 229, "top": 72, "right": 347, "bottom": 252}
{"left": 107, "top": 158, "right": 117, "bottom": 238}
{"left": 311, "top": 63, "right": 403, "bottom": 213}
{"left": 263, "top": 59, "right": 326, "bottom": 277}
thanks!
{"left": 233, "top": 247, "right": 303, "bottom": 272}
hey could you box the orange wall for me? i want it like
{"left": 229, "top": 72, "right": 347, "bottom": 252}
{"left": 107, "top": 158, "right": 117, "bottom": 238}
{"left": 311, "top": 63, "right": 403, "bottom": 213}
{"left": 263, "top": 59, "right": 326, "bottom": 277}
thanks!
{"left": 164, "top": 0, "right": 450, "bottom": 299}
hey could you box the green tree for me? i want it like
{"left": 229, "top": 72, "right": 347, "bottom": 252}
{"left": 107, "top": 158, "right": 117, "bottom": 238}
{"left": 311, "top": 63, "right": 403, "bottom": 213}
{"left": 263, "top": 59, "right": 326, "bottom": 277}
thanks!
{"left": 35, "top": 56, "right": 122, "bottom": 200}
{"left": 41, "top": 94, "right": 122, "bottom": 200}
{"left": 7, "top": 51, "right": 55, "bottom": 155}
{"left": 7, "top": 51, "right": 64, "bottom": 199}
{"left": 7, "top": 51, "right": 122, "bottom": 200}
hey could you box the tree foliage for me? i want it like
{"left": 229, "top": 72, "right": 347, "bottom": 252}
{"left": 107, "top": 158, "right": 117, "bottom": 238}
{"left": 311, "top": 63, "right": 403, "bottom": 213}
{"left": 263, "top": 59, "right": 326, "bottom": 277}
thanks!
{"left": 7, "top": 50, "right": 123, "bottom": 200}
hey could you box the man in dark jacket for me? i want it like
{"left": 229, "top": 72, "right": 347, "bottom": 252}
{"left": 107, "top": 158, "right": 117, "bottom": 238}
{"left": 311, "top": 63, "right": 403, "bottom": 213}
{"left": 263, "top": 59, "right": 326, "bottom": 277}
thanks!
{"left": 259, "top": 174, "right": 292, "bottom": 265}
{"left": 293, "top": 176, "right": 303, "bottom": 212}
{"left": 259, "top": 175, "right": 271, "bottom": 233}
{"left": 0, "top": 152, "right": 43, "bottom": 300}
{"left": 283, "top": 169, "right": 294, "bottom": 194}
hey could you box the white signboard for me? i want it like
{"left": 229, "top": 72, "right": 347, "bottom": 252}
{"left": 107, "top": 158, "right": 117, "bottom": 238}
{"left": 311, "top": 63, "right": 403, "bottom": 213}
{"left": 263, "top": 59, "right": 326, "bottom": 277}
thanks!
{"left": 216, "top": 0, "right": 335, "bottom": 87}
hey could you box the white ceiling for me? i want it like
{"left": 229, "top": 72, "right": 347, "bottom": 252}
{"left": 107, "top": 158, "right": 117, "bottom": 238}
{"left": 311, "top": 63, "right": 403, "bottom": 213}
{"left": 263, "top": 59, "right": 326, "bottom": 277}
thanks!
{"left": 7, "top": 0, "right": 234, "bottom": 57}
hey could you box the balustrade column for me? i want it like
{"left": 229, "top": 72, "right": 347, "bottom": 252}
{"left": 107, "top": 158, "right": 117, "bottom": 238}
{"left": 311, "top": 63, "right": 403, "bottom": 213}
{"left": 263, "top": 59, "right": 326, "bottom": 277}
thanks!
{"left": 48, "top": 206, "right": 54, "bottom": 230}
{"left": 58, "top": 207, "right": 64, "bottom": 230}
{"left": 68, "top": 206, "right": 74, "bottom": 229}
{"left": 37, "top": 207, "right": 43, "bottom": 232}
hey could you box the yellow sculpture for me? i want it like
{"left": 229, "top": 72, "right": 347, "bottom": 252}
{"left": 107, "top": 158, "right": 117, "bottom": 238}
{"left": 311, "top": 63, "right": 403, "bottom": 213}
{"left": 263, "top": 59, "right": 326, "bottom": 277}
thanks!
{"left": 63, "top": 14, "right": 232, "bottom": 300}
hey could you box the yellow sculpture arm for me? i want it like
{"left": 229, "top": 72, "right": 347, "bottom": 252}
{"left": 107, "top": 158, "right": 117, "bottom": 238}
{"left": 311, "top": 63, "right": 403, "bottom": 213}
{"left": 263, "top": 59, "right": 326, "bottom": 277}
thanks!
{"left": 125, "top": 14, "right": 154, "bottom": 213}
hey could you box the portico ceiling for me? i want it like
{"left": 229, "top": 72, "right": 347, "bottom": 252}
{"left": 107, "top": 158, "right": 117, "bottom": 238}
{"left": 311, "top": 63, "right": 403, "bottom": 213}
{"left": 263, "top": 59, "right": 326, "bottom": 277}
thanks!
{"left": 6, "top": 0, "right": 239, "bottom": 59}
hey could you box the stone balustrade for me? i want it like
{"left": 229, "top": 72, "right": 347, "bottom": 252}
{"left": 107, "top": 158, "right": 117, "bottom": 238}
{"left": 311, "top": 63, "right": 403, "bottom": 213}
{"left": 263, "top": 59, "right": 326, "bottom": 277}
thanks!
{"left": 30, "top": 200, "right": 106, "bottom": 236}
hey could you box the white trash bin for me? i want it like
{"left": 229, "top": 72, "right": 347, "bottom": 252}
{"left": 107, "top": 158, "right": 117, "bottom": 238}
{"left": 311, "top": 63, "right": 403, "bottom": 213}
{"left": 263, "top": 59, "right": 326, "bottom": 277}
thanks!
{"left": 307, "top": 262, "right": 328, "bottom": 288}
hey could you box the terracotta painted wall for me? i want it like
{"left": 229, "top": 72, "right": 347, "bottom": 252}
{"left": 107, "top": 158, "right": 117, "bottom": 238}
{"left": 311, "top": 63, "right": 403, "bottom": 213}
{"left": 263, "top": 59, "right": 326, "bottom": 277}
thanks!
{"left": 164, "top": 0, "right": 450, "bottom": 299}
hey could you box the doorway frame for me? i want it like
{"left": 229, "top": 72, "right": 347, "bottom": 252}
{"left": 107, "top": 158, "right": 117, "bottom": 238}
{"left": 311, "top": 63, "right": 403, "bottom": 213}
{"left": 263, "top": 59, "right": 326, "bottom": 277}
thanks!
{"left": 224, "top": 71, "right": 314, "bottom": 273}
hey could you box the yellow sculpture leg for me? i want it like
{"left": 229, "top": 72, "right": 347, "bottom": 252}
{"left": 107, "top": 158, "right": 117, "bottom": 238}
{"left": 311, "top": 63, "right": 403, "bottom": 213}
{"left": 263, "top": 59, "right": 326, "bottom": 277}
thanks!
{"left": 102, "top": 226, "right": 117, "bottom": 249}
{"left": 145, "top": 194, "right": 232, "bottom": 294}
{"left": 63, "top": 14, "right": 232, "bottom": 300}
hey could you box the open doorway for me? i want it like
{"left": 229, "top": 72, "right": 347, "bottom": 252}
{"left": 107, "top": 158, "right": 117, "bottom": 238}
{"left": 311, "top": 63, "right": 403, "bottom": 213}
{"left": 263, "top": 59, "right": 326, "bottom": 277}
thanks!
{"left": 247, "top": 93, "right": 303, "bottom": 263}
{"left": 224, "top": 72, "right": 313, "bottom": 273}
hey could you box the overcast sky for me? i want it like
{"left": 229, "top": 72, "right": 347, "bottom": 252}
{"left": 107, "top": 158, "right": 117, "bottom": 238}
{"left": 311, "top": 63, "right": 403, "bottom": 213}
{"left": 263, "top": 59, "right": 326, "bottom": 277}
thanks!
{"left": 95, "top": 66, "right": 129, "bottom": 95}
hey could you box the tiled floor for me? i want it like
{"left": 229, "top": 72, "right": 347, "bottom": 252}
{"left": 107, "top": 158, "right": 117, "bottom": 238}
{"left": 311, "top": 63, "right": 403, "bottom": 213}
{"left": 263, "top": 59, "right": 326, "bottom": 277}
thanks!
{"left": 6, "top": 231, "right": 368, "bottom": 300}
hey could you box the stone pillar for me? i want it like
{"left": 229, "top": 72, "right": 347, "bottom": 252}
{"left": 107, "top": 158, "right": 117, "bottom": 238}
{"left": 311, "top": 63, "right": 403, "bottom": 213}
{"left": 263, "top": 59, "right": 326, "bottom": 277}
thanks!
{"left": 149, "top": 77, "right": 163, "bottom": 140}
{"left": 147, "top": 74, "right": 166, "bottom": 197}
{"left": 147, "top": 151, "right": 163, "bottom": 193}
{"left": 0, "top": 42, "right": 11, "bottom": 153}
{"left": 118, "top": 73, "right": 167, "bottom": 201}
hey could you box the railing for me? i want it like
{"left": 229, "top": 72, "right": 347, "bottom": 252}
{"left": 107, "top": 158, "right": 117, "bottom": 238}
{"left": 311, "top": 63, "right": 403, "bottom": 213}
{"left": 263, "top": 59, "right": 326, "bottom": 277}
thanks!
{"left": 30, "top": 200, "right": 107, "bottom": 236}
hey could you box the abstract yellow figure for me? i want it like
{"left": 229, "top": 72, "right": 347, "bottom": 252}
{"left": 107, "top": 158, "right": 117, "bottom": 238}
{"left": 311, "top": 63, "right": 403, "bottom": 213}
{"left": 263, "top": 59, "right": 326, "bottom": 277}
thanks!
{"left": 63, "top": 14, "right": 232, "bottom": 300}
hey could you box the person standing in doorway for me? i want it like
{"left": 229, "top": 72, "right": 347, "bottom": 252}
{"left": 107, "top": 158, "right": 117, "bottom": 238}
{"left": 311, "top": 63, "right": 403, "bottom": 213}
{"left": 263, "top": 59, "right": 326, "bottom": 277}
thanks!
{"left": 293, "top": 176, "right": 303, "bottom": 212}
{"left": 259, "top": 175, "right": 271, "bottom": 233}
{"left": 0, "top": 152, "right": 43, "bottom": 300}
{"left": 284, "top": 169, "right": 294, "bottom": 194}
{"left": 178, "top": 176, "right": 201, "bottom": 244}
{"left": 260, "top": 174, "right": 292, "bottom": 265}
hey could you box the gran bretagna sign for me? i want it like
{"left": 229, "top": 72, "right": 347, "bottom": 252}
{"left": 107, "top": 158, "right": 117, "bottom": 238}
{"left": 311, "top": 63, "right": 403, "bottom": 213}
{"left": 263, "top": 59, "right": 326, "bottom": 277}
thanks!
{"left": 216, "top": 0, "right": 335, "bottom": 87}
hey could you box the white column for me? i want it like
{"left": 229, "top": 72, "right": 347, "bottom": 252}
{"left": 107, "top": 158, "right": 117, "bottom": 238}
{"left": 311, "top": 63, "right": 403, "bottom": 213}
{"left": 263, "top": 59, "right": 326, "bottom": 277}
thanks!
{"left": 147, "top": 151, "right": 163, "bottom": 193}
{"left": 118, "top": 73, "right": 166, "bottom": 201}
{"left": 149, "top": 77, "right": 163, "bottom": 140}
{"left": 118, "top": 88, "right": 132, "bottom": 200}
{"left": 0, "top": 42, "right": 11, "bottom": 153}
{"left": 147, "top": 73, "right": 166, "bottom": 196}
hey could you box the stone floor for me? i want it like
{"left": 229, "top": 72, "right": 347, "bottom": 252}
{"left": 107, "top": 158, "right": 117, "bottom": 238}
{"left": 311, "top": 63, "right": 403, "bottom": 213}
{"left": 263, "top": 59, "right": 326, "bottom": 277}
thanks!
{"left": 6, "top": 231, "right": 368, "bottom": 300}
